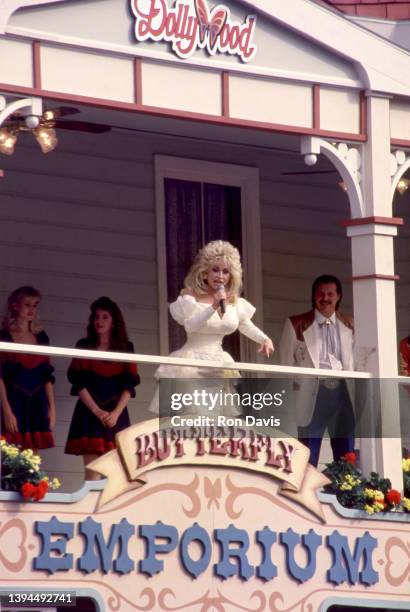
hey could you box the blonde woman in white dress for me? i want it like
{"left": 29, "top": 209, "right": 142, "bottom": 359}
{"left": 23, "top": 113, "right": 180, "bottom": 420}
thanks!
{"left": 149, "top": 240, "right": 274, "bottom": 416}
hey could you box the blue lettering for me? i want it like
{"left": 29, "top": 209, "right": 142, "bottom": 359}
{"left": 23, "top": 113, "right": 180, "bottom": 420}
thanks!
{"left": 214, "top": 524, "right": 254, "bottom": 580}
{"left": 34, "top": 516, "right": 73, "bottom": 574}
{"left": 327, "top": 530, "right": 378, "bottom": 585}
{"left": 180, "top": 523, "right": 212, "bottom": 577}
{"left": 280, "top": 528, "right": 322, "bottom": 583}
{"left": 256, "top": 527, "right": 277, "bottom": 581}
{"left": 139, "top": 522, "right": 178, "bottom": 576}
{"left": 31, "top": 517, "right": 381, "bottom": 586}
{"left": 78, "top": 517, "right": 134, "bottom": 574}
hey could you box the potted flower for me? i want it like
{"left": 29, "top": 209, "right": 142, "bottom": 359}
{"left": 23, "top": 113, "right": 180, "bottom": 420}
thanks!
{"left": 323, "top": 452, "right": 402, "bottom": 514}
{"left": 1, "top": 438, "right": 60, "bottom": 501}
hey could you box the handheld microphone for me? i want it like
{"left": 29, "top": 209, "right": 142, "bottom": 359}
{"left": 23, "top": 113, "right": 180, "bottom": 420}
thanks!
{"left": 217, "top": 284, "right": 226, "bottom": 314}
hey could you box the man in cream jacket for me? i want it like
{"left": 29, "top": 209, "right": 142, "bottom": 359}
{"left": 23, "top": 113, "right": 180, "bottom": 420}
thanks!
{"left": 279, "top": 275, "right": 355, "bottom": 467}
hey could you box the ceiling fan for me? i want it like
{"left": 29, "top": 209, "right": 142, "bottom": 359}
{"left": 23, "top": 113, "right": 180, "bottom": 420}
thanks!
{"left": 0, "top": 106, "right": 111, "bottom": 155}
{"left": 279, "top": 167, "right": 346, "bottom": 192}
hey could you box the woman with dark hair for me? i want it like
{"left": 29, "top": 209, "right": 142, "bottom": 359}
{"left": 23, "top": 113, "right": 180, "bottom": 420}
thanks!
{"left": 65, "top": 297, "right": 140, "bottom": 480}
{"left": 0, "top": 286, "right": 56, "bottom": 450}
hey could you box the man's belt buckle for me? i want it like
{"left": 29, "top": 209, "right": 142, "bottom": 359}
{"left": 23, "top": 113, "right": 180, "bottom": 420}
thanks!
{"left": 321, "top": 378, "right": 340, "bottom": 390}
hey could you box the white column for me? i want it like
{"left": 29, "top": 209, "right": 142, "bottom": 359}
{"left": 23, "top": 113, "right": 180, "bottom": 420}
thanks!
{"left": 348, "top": 94, "right": 403, "bottom": 490}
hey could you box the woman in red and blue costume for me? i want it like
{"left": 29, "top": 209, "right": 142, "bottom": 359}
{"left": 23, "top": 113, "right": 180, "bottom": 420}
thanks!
{"left": 0, "top": 286, "right": 56, "bottom": 450}
{"left": 65, "top": 296, "right": 140, "bottom": 480}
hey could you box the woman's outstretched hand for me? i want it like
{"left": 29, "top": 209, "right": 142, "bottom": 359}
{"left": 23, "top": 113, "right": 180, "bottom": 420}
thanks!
{"left": 258, "top": 338, "right": 274, "bottom": 357}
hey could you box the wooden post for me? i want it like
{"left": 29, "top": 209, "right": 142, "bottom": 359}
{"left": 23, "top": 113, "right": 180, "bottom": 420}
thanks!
{"left": 349, "top": 94, "right": 403, "bottom": 490}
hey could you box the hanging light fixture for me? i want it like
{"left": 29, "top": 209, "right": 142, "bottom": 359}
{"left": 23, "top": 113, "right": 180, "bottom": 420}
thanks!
{"left": 0, "top": 128, "right": 18, "bottom": 155}
{"left": 338, "top": 178, "right": 409, "bottom": 195}
{"left": 396, "top": 178, "right": 410, "bottom": 196}
{"left": 33, "top": 126, "right": 58, "bottom": 154}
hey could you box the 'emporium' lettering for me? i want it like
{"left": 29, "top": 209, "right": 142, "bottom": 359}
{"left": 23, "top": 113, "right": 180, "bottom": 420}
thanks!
{"left": 33, "top": 518, "right": 379, "bottom": 587}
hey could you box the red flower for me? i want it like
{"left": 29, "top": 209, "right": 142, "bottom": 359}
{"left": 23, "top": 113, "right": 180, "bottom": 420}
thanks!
{"left": 386, "top": 489, "right": 401, "bottom": 505}
{"left": 20, "top": 480, "right": 48, "bottom": 501}
{"left": 20, "top": 482, "right": 36, "bottom": 500}
{"left": 32, "top": 487, "right": 46, "bottom": 501}
{"left": 343, "top": 452, "right": 356, "bottom": 465}
{"left": 38, "top": 479, "right": 49, "bottom": 492}
{"left": 32, "top": 480, "right": 48, "bottom": 501}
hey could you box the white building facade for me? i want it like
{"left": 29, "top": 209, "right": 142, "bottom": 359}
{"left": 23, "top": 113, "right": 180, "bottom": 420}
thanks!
{"left": 0, "top": 1, "right": 409, "bottom": 610}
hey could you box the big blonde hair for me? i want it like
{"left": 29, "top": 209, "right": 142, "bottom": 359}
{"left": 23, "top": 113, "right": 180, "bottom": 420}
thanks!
{"left": 2, "top": 286, "right": 43, "bottom": 333}
{"left": 182, "top": 241, "right": 243, "bottom": 302}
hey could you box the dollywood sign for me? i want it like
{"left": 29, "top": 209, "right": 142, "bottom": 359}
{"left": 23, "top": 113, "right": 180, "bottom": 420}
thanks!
{"left": 130, "top": 0, "right": 257, "bottom": 62}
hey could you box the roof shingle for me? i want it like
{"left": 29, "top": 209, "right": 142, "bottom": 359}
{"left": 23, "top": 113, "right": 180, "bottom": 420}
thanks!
{"left": 324, "top": 0, "right": 410, "bottom": 19}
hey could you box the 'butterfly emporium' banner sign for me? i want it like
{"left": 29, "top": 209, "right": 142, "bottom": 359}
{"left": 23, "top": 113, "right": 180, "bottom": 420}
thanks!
{"left": 131, "top": 0, "right": 257, "bottom": 62}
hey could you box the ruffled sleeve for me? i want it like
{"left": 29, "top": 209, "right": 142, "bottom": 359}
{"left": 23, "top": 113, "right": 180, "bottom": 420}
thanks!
{"left": 36, "top": 331, "right": 55, "bottom": 384}
{"left": 169, "top": 295, "right": 198, "bottom": 324}
{"left": 237, "top": 298, "right": 269, "bottom": 344}
{"left": 120, "top": 341, "right": 140, "bottom": 398}
{"left": 169, "top": 295, "right": 215, "bottom": 333}
{"left": 237, "top": 298, "right": 256, "bottom": 321}
{"left": 67, "top": 339, "right": 89, "bottom": 396}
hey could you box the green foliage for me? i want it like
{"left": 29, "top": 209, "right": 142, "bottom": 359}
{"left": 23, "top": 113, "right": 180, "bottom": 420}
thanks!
{"left": 404, "top": 471, "right": 410, "bottom": 497}
{"left": 366, "top": 472, "right": 391, "bottom": 495}
{"left": 324, "top": 453, "right": 402, "bottom": 514}
{"left": 323, "top": 454, "right": 366, "bottom": 510}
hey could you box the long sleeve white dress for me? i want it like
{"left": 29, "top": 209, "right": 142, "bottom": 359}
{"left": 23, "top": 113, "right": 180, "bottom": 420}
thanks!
{"left": 148, "top": 295, "right": 268, "bottom": 416}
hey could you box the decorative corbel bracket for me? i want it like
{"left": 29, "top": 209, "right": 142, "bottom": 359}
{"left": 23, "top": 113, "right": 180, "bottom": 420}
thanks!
{"left": 300, "top": 136, "right": 364, "bottom": 218}
{"left": 390, "top": 150, "right": 410, "bottom": 202}
{"left": 0, "top": 96, "right": 43, "bottom": 128}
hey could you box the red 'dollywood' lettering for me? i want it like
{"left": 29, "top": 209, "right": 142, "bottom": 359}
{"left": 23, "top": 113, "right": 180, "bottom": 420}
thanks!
{"left": 131, "top": 0, "right": 257, "bottom": 62}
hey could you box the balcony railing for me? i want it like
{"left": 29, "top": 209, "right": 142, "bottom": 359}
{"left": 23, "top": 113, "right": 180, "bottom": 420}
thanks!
{"left": 0, "top": 341, "right": 373, "bottom": 379}
{"left": 0, "top": 341, "right": 408, "bottom": 503}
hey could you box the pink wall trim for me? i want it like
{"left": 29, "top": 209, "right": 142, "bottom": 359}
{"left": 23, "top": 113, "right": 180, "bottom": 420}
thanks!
{"left": 352, "top": 274, "right": 400, "bottom": 281}
{"left": 32, "top": 41, "right": 41, "bottom": 89}
{"left": 313, "top": 84, "right": 320, "bottom": 130}
{"left": 341, "top": 216, "right": 404, "bottom": 226}
{"left": 222, "top": 71, "right": 230, "bottom": 118}
{"left": 134, "top": 57, "right": 142, "bottom": 106}
{"left": 0, "top": 82, "right": 368, "bottom": 142}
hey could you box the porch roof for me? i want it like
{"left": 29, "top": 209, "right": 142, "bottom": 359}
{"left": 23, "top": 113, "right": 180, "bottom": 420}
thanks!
{"left": 1, "top": 0, "right": 409, "bottom": 97}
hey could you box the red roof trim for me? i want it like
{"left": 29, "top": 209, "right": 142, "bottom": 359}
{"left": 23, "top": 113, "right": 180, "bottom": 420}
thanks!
{"left": 341, "top": 216, "right": 404, "bottom": 227}
{"left": 323, "top": 0, "right": 410, "bottom": 20}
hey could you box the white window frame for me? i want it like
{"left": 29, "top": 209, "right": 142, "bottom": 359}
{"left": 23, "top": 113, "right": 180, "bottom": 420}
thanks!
{"left": 154, "top": 154, "right": 263, "bottom": 361}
